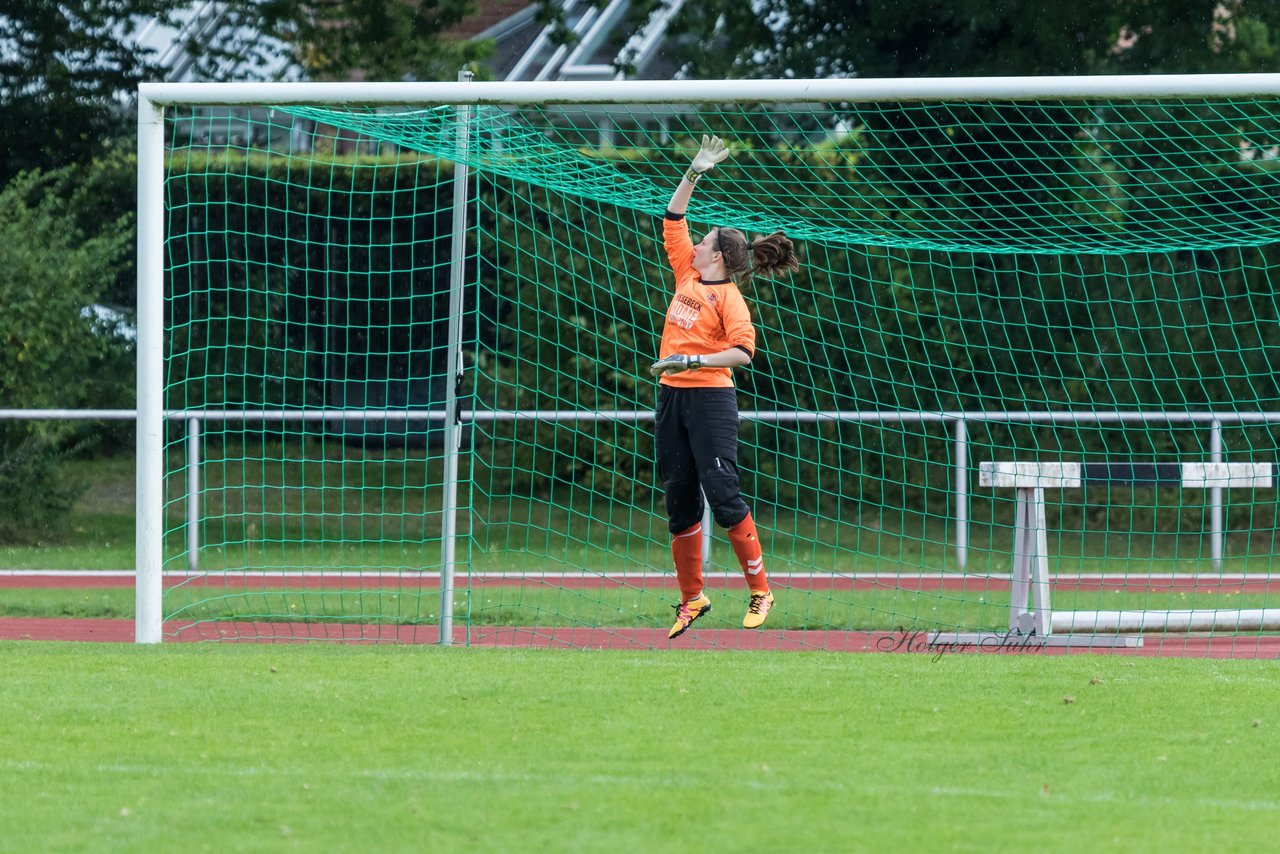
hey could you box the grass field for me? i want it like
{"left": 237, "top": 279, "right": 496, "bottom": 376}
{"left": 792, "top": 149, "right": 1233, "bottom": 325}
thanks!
{"left": 5, "top": 457, "right": 1280, "bottom": 849}
{"left": 2, "top": 643, "right": 1278, "bottom": 852}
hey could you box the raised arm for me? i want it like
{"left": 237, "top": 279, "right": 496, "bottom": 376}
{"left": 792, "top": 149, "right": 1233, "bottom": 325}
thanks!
{"left": 667, "top": 135, "right": 729, "bottom": 215}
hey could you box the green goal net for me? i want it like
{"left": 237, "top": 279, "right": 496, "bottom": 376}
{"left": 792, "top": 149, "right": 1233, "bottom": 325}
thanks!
{"left": 147, "top": 81, "right": 1280, "bottom": 654}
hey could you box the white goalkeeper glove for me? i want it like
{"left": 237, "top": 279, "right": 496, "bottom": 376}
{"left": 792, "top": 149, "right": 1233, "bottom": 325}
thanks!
{"left": 689, "top": 135, "right": 730, "bottom": 175}
{"left": 649, "top": 354, "right": 702, "bottom": 377}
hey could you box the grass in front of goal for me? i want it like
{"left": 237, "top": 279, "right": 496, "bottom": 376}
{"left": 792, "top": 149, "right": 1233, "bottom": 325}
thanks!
{"left": 1, "top": 643, "right": 1277, "bottom": 852}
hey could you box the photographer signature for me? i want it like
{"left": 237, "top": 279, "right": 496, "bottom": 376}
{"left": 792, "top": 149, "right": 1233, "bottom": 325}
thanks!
{"left": 877, "top": 628, "right": 1050, "bottom": 660}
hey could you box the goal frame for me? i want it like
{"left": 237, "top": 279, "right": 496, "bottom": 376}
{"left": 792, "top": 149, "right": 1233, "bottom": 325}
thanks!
{"left": 136, "top": 73, "right": 1280, "bottom": 643}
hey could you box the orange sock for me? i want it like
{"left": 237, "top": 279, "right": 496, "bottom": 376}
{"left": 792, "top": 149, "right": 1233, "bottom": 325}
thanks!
{"left": 671, "top": 523, "right": 705, "bottom": 602}
{"left": 727, "top": 514, "right": 769, "bottom": 594}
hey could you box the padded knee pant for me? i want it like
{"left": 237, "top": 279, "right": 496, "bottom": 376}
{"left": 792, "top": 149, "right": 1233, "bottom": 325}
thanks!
{"left": 655, "top": 385, "right": 751, "bottom": 533}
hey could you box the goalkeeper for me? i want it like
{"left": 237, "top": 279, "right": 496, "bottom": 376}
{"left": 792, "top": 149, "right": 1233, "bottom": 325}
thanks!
{"left": 651, "top": 134, "right": 800, "bottom": 640}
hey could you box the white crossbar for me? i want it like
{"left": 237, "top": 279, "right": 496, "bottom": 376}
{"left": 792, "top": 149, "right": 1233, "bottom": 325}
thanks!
{"left": 979, "top": 461, "right": 1271, "bottom": 489}
{"left": 980, "top": 462, "right": 1081, "bottom": 489}
{"left": 1180, "top": 463, "right": 1273, "bottom": 489}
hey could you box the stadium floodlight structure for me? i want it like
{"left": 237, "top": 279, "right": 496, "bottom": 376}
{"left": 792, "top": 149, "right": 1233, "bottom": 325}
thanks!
{"left": 137, "top": 74, "right": 1280, "bottom": 652}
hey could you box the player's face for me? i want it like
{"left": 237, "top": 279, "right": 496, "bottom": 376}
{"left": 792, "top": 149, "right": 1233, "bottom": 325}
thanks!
{"left": 693, "top": 229, "right": 722, "bottom": 268}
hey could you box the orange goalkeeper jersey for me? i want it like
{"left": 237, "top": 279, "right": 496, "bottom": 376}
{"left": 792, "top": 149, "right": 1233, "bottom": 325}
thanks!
{"left": 658, "top": 215, "right": 756, "bottom": 389}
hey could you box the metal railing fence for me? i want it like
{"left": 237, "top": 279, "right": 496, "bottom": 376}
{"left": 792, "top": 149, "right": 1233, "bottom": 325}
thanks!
{"left": 3, "top": 407, "right": 1271, "bottom": 574}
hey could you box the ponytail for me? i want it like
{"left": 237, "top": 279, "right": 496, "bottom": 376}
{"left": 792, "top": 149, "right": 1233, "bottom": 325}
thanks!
{"left": 716, "top": 228, "right": 800, "bottom": 284}
{"left": 745, "top": 231, "right": 801, "bottom": 281}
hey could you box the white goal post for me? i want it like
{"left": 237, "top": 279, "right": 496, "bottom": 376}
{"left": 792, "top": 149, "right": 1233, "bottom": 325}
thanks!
{"left": 135, "top": 73, "right": 1280, "bottom": 643}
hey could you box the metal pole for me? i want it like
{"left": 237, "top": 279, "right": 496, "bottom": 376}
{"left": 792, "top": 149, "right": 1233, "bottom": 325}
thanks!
{"left": 1210, "top": 419, "right": 1224, "bottom": 569}
{"left": 186, "top": 418, "right": 201, "bottom": 574}
{"left": 954, "top": 418, "right": 968, "bottom": 569}
{"left": 135, "top": 93, "right": 166, "bottom": 643}
{"left": 439, "top": 69, "right": 474, "bottom": 646}
{"left": 0, "top": 407, "right": 1248, "bottom": 427}
{"left": 1010, "top": 488, "right": 1031, "bottom": 633}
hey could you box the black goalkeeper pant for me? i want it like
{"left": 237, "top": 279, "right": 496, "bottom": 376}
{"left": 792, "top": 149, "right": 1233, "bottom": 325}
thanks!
{"left": 655, "top": 385, "right": 751, "bottom": 534}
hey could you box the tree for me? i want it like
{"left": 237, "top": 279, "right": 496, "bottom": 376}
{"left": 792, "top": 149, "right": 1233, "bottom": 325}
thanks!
{"left": 0, "top": 0, "right": 491, "bottom": 184}
{"left": 0, "top": 1, "right": 175, "bottom": 183}
{"left": 0, "top": 168, "right": 132, "bottom": 408}
{"left": 0, "top": 166, "right": 133, "bottom": 540}
{"left": 668, "top": 0, "right": 1280, "bottom": 79}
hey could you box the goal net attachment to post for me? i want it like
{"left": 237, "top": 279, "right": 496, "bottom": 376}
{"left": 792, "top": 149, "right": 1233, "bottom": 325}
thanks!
{"left": 136, "top": 76, "right": 1280, "bottom": 655}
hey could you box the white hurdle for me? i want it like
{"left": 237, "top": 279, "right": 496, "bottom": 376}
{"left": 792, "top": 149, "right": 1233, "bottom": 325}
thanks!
{"left": 932, "top": 461, "right": 1274, "bottom": 649}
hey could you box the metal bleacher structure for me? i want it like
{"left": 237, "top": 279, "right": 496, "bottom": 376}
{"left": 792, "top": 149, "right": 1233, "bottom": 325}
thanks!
{"left": 492, "top": 0, "right": 688, "bottom": 84}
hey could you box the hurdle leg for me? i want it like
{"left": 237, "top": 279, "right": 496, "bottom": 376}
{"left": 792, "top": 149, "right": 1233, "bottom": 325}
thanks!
{"left": 1029, "top": 485, "right": 1051, "bottom": 636}
{"left": 1010, "top": 487, "right": 1033, "bottom": 634}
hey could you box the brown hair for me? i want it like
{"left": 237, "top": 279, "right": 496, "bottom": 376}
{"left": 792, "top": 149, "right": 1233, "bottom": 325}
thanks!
{"left": 715, "top": 228, "right": 801, "bottom": 284}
